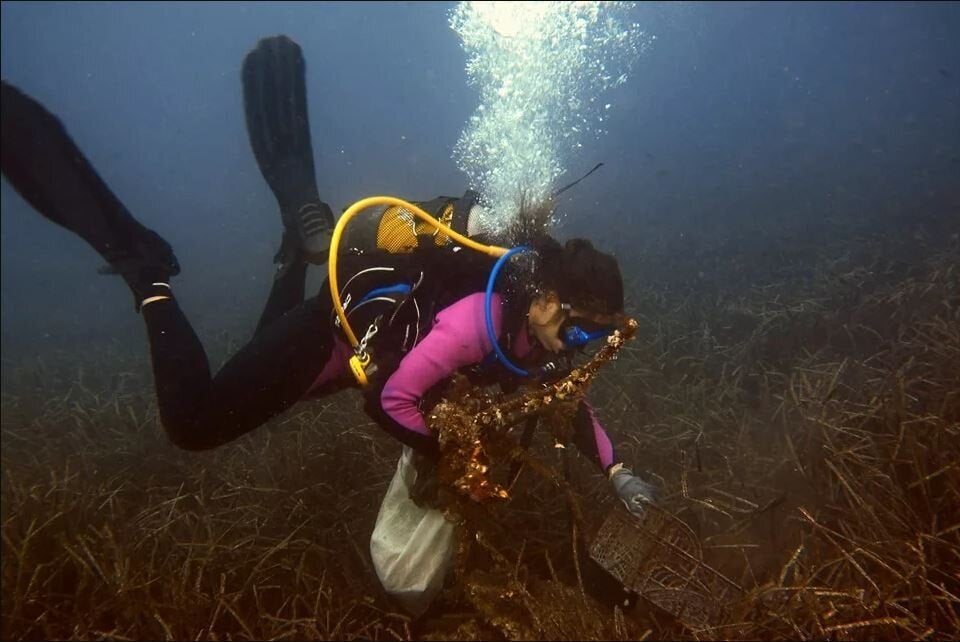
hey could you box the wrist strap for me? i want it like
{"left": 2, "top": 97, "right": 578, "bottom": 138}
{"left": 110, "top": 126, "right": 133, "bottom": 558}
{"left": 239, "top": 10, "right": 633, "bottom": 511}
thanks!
{"left": 607, "top": 462, "right": 625, "bottom": 480}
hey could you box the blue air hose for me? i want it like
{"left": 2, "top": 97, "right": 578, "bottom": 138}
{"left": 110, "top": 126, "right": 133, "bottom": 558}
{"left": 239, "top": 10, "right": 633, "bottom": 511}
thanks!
{"left": 485, "top": 246, "right": 531, "bottom": 377}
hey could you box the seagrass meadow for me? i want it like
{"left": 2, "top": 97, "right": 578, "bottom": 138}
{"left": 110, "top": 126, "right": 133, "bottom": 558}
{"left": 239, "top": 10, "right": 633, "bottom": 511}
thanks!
{"left": 2, "top": 208, "right": 958, "bottom": 641}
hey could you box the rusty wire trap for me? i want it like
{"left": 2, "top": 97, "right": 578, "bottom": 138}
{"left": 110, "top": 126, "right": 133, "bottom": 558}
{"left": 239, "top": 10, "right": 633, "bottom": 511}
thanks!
{"left": 425, "top": 317, "right": 745, "bottom": 633}
{"left": 590, "top": 505, "right": 743, "bottom": 631}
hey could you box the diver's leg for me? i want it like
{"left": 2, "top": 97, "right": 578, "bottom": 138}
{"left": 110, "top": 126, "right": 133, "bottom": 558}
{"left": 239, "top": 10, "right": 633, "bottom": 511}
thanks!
{"left": 254, "top": 258, "right": 308, "bottom": 336}
{"left": 0, "top": 80, "right": 329, "bottom": 449}
{"left": 144, "top": 293, "right": 335, "bottom": 450}
{"left": 242, "top": 35, "right": 335, "bottom": 275}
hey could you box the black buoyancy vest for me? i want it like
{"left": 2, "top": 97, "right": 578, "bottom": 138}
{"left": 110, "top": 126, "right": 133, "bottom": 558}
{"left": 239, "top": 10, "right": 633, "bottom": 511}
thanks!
{"left": 332, "top": 190, "right": 547, "bottom": 392}
{"left": 332, "top": 232, "right": 498, "bottom": 365}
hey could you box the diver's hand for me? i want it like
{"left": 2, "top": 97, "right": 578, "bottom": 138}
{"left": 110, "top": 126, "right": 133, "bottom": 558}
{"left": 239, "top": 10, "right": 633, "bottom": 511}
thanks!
{"left": 609, "top": 464, "right": 658, "bottom": 520}
{"left": 409, "top": 449, "right": 441, "bottom": 508}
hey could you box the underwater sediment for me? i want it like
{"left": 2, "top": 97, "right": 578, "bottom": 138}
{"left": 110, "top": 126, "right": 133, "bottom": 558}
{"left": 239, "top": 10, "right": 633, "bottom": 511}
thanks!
{"left": 2, "top": 210, "right": 958, "bottom": 640}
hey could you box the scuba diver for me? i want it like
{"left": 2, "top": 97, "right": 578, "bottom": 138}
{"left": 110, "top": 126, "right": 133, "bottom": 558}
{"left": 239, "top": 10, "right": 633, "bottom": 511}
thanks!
{"left": 1, "top": 34, "right": 657, "bottom": 611}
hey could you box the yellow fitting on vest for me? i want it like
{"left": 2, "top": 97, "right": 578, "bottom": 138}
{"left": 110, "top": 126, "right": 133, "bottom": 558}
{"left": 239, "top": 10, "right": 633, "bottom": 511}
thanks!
{"left": 349, "top": 352, "right": 371, "bottom": 386}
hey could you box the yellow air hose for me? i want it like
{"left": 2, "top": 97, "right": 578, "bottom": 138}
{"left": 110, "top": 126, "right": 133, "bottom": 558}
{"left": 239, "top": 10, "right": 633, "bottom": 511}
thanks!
{"left": 328, "top": 196, "right": 509, "bottom": 385}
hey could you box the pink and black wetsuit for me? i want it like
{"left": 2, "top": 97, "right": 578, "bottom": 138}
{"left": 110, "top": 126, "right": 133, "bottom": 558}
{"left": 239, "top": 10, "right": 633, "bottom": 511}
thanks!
{"left": 135, "top": 196, "right": 614, "bottom": 469}
{"left": 306, "top": 291, "right": 617, "bottom": 473}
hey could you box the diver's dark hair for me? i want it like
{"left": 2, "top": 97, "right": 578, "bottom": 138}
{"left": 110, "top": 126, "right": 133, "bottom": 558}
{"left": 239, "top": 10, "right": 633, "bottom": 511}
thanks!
{"left": 494, "top": 197, "right": 623, "bottom": 316}
{"left": 529, "top": 235, "right": 624, "bottom": 316}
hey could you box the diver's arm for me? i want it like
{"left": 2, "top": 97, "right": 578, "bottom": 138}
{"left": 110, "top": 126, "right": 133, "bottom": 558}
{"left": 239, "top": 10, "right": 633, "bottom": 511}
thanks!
{"left": 575, "top": 400, "right": 660, "bottom": 516}
{"left": 377, "top": 292, "right": 504, "bottom": 456}
{"left": 571, "top": 400, "right": 618, "bottom": 474}
{"left": 363, "top": 393, "right": 442, "bottom": 456}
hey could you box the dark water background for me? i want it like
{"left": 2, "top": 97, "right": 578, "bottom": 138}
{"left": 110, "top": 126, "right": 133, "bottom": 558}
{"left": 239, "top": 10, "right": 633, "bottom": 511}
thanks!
{"left": 2, "top": 4, "right": 959, "bottom": 639}
{"left": 2, "top": 1, "right": 958, "bottom": 363}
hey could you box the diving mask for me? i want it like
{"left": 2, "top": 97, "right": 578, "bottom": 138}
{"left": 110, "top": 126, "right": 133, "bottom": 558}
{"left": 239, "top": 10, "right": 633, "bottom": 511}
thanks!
{"left": 558, "top": 304, "right": 614, "bottom": 349}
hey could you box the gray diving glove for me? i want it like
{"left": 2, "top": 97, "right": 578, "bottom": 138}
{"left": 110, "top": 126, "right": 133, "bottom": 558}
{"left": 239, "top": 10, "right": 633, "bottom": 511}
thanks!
{"left": 609, "top": 464, "right": 659, "bottom": 520}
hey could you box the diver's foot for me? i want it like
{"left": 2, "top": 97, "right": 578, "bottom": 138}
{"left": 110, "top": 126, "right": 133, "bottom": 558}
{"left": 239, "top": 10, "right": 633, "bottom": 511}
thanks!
{"left": 98, "top": 224, "right": 181, "bottom": 310}
{"left": 270, "top": 204, "right": 334, "bottom": 279}
{"left": 282, "top": 199, "right": 334, "bottom": 265}
{"left": 242, "top": 35, "right": 334, "bottom": 266}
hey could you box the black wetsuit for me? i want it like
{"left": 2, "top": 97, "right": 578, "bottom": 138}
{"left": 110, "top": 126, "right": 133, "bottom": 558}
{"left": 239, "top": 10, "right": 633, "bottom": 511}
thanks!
{"left": 139, "top": 229, "right": 617, "bottom": 474}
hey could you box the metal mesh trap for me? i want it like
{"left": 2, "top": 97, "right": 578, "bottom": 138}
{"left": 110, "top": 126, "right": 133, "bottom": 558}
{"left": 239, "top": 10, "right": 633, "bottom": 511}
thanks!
{"left": 589, "top": 506, "right": 742, "bottom": 630}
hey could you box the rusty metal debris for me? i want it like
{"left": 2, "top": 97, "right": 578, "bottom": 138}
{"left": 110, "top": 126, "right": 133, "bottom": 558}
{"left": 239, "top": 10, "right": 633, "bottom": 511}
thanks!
{"left": 425, "top": 315, "right": 745, "bottom": 633}
{"left": 427, "top": 318, "right": 639, "bottom": 503}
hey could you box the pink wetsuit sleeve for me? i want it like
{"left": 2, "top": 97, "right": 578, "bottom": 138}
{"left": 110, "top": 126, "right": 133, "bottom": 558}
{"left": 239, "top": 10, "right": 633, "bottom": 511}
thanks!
{"left": 582, "top": 401, "right": 616, "bottom": 471}
{"left": 381, "top": 291, "right": 617, "bottom": 472}
{"left": 380, "top": 292, "right": 502, "bottom": 436}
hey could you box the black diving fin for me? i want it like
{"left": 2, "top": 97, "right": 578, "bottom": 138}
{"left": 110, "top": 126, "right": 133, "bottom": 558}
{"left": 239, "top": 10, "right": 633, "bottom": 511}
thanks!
{"left": 242, "top": 35, "right": 334, "bottom": 269}
{"left": 0, "top": 80, "right": 180, "bottom": 308}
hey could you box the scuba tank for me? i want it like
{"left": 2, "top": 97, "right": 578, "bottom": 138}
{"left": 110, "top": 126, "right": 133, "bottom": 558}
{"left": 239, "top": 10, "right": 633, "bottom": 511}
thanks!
{"left": 339, "top": 190, "right": 482, "bottom": 255}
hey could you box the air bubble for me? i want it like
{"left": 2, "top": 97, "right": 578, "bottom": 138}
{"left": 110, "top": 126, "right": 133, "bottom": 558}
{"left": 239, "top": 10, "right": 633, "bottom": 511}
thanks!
{"left": 449, "top": 1, "right": 653, "bottom": 234}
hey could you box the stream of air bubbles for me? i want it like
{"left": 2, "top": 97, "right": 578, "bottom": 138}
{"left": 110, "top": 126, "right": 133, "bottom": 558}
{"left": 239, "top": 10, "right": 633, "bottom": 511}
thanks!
{"left": 450, "top": 1, "right": 653, "bottom": 232}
